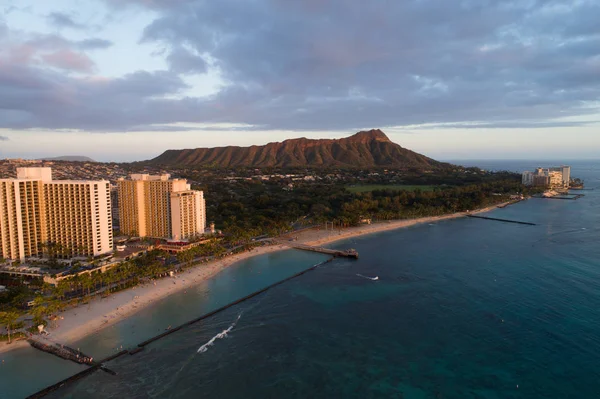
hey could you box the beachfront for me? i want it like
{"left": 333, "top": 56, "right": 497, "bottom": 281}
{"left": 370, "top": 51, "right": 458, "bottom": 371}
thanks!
{"left": 0, "top": 202, "right": 511, "bottom": 355}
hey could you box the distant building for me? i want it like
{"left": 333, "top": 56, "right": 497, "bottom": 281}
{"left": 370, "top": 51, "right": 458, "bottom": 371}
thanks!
{"left": 522, "top": 171, "right": 534, "bottom": 186}
{"left": 550, "top": 165, "right": 571, "bottom": 187}
{"left": 0, "top": 167, "right": 113, "bottom": 260}
{"left": 532, "top": 174, "right": 550, "bottom": 187}
{"left": 117, "top": 174, "right": 206, "bottom": 240}
{"left": 522, "top": 165, "right": 571, "bottom": 188}
{"left": 548, "top": 171, "right": 563, "bottom": 188}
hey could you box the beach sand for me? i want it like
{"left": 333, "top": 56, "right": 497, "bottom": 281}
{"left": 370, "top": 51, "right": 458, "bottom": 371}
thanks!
{"left": 0, "top": 202, "right": 510, "bottom": 354}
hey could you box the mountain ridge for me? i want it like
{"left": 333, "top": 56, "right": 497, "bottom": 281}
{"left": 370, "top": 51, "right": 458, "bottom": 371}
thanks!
{"left": 149, "top": 129, "right": 448, "bottom": 169}
{"left": 39, "top": 156, "right": 96, "bottom": 162}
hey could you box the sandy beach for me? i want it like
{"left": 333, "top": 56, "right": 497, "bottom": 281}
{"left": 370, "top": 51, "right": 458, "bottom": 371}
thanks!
{"left": 298, "top": 204, "right": 500, "bottom": 248}
{"left": 0, "top": 201, "right": 510, "bottom": 355}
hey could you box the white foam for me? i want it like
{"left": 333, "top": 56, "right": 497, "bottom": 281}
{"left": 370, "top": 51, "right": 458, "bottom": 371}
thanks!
{"left": 197, "top": 314, "right": 242, "bottom": 353}
{"left": 356, "top": 273, "right": 379, "bottom": 281}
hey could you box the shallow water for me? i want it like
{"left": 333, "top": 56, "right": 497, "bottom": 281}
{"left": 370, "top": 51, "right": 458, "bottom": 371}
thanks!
{"left": 3, "top": 161, "right": 600, "bottom": 398}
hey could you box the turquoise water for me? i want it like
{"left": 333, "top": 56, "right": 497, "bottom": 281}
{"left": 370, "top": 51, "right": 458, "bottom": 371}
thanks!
{"left": 2, "top": 161, "right": 600, "bottom": 398}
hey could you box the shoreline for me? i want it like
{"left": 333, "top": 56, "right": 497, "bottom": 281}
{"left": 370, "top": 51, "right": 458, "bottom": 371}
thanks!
{"left": 0, "top": 201, "right": 513, "bottom": 355}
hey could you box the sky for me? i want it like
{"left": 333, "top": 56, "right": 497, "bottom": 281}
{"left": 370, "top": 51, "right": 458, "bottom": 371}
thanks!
{"left": 0, "top": 0, "right": 599, "bottom": 162}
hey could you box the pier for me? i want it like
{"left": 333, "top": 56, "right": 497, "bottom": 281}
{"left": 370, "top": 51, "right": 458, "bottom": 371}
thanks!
{"left": 466, "top": 215, "right": 537, "bottom": 226}
{"left": 274, "top": 240, "right": 359, "bottom": 259}
{"left": 543, "top": 194, "right": 584, "bottom": 200}
{"left": 531, "top": 193, "right": 584, "bottom": 200}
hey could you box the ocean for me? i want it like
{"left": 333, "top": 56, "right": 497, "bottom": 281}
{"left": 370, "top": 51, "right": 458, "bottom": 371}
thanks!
{"left": 1, "top": 160, "right": 599, "bottom": 398}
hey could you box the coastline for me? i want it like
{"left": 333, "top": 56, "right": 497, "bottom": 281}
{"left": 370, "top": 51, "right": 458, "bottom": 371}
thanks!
{"left": 0, "top": 201, "right": 512, "bottom": 355}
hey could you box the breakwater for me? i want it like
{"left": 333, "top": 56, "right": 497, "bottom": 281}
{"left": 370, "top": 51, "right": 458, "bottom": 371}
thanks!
{"left": 542, "top": 194, "right": 584, "bottom": 200}
{"left": 25, "top": 350, "right": 128, "bottom": 399}
{"left": 136, "top": 257, "right": 333, "bottom": 348}
{"left": 466, "top": 215, "right": 537, "bottom": 226}
{"left": 26, "top": 257, "right": 334, "bottom": 398}
{"left": 28, "top": 338, "right": 94, "bottom": 365}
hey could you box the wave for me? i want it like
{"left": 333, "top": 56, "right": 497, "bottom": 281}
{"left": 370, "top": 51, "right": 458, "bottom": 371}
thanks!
{"left": 197, "top": 313, "right": 242, "bottom": 353}
{"left": 356, "top": 274, "right": 379, "bottom": 281}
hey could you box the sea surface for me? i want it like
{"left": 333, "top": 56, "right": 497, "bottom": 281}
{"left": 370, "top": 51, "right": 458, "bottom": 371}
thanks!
{"left": 2, "top": 160, "right": 600, "bottom": 399}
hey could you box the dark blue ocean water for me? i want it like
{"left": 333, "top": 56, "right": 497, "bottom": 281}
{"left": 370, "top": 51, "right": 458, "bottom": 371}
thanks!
{"left": 2, "top": 160, "right": 600, "bottom": 398}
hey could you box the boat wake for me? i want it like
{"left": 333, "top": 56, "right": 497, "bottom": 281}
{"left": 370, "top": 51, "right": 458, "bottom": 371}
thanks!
{"left": 197, "top": 313, "right": 242, "bottom": 353}
{"left": 356, "top": 274, "right": 379, "bottom": 281}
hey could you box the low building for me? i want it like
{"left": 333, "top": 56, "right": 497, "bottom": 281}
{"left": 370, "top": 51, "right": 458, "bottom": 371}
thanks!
{"left": 157, "top": 238, "right": 212, "bottom": 253}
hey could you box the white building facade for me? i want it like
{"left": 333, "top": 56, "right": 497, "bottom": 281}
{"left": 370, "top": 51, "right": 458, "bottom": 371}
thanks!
{"left": 170, "top": 191, "right": 206, "bottom": 240}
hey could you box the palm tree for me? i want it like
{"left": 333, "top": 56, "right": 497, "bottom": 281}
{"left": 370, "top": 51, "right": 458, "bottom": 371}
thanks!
{"left": 30, "top": 297, "right": 49, "bottom": 328}
{"left": 54, "top": 280, "right": 70, "bottom": 301}
{"left": 46, "top": 300, "right": 61, "bottom": 328}
{"left": 177, "top": 250, "right": 194, "bottom": 268}
{"left": 0, "top": 310, "right": 20, "bottom": 344}
{"left": 82, "top": 274, "right": 94, "bottom": 297}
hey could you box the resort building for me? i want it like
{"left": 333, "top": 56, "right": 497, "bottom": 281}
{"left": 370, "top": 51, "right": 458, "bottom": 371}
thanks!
{"left": 170, "top": 190, "right": 206, "bottom": 240}
{"left": 110, "top": 185, "right": 120, "bottom": 229}
{"left": 532, "top": 174, "right": 550, "bottom": 187}
{"left": 522, "top": 165, "right": 571, "bottom": 188}
{"left": 0, "top": 172, "right": 46, "bottom": 260}
{"left": 550, "top": 166, "right": 571, "bottom": 187}
{"left": 522, "top": 171, "right": 534, "bottom": 186}
{"left": 0, "top": 168, "right": 113, "bottom": 261}
{"left": 117, "top": 174, "right": 206, "bottom": 240}
{"left": 548, "top": 171, "right": 563, "bottom": 188}
{"left": 43, "top": 179, "right": 113, "bottom": 259}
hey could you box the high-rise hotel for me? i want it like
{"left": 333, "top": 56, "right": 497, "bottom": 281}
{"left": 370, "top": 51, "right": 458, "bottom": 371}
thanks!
{"left": 522, "top": 165, "right": 571, "bottom": 188}
{"left": 117, "top": 174, "right": 206, "bottom": 240}
{"left": 0, "top": 168, "right": 113, "bottom": 260}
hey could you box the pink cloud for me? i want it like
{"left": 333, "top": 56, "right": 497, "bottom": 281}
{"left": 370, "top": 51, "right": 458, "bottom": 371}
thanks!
{"left": 41, "top": 49, "right": 95, "bottom": 72}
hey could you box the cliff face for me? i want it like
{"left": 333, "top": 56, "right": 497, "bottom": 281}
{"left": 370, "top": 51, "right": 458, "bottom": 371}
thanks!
{"left": 149, "top": 129, "right": 447, "bottom": 169}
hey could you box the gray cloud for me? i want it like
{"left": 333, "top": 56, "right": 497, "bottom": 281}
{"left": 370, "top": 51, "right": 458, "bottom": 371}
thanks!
{"left": 3, "top": 0, "right": 600, "bottom": 132}
{"left": 166, "top": 46, "right": 207, "bottom": 74}
{"left": 0, "top": 135, "right": 9, "bottom": 141}
{"left": 0, "top": 64, "right": 190, "bottom": 130}
{"left": 78, "top": 38, "right": 113, "bottom": 50}
{"left": 47, "top": 12, "right": 84, "bottom": 30}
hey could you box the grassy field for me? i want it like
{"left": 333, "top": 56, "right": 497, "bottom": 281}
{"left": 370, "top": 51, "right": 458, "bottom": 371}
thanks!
{"left": 346, "top": 184, "right": 441, "bottom": 193}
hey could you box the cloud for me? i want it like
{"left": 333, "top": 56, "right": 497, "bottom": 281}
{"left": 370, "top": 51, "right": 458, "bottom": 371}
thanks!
{"left": 0, "top": 135, "right": 9, "bottom": 141}
{"left": 166, "top": 46, "right": 207, "bottom": 74}
{"left": 78, "top": 38, "right": 113, "bottom": 50}
{"left": 3, "top": 0, "right": 600, "bottom": 133}
{"left": 0, "top": 65, "right": 190, "bottom": 130}
{"left": 0, "top": 25, "right": 106, "bottom": 73}
{"left": 47, "top": 12, "right": 85, "bottom": 30}
{"left": 41, "top": 49, "right": 95, "bottom": 72}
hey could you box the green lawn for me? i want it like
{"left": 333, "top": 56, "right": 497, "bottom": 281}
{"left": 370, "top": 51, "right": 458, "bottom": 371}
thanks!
{"left": 346, "top": 184, "right": 441, "bottom": 193}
